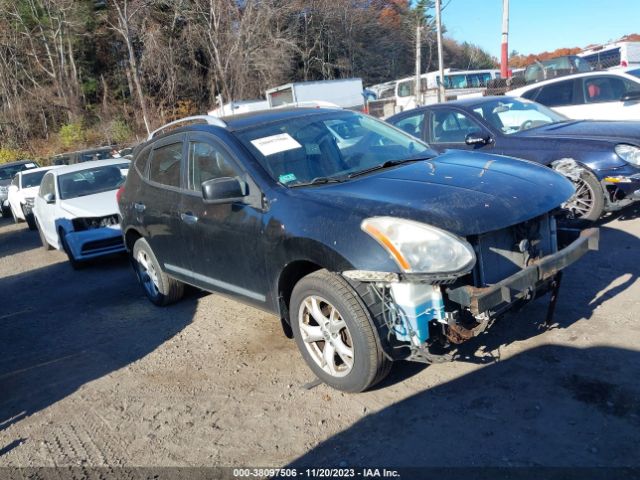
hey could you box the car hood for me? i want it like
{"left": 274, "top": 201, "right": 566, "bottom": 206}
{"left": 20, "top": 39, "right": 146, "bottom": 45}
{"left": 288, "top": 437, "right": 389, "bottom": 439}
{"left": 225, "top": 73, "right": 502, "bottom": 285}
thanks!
{"left": 517, "top": 120, "right": 640, "bottom": 145}
{"left": 60, "top": 190, "right": 120, "bottom": 218}
{"left": 296, "top": 151, "right": 574, "bottom": 237}
{"left": 20, "top": 186, "right": 40, "bottom": 198}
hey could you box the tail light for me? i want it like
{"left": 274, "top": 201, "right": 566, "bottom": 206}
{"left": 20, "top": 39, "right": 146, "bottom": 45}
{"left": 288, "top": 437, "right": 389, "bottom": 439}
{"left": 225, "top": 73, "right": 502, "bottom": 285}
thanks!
{"left": 116, "top": 184, "right": 125, "bottom": 203}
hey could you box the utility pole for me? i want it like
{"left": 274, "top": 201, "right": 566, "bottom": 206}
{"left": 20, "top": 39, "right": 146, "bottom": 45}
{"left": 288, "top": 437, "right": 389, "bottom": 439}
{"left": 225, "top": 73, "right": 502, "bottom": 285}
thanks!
{"left": 415, "top": 21, "right": 422, "bottom": 107}
{"left": 500, "top": 0, "right": 510, "bottom": 78}
{"left": 435, "top": 0, "right": 445, "bottom": 102}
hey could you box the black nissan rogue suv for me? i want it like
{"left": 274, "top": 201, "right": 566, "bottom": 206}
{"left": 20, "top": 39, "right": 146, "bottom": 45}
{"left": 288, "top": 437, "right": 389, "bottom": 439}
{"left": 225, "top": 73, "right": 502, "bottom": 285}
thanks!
{"left": 118, "top": 108, "right": 598, "bottom": 392}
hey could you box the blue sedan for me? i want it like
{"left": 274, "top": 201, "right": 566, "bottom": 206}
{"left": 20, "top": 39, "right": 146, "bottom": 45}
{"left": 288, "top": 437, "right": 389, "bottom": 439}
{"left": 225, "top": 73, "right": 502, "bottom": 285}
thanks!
{"left": 387, "top": 96, "right": 640, "bottom": 220}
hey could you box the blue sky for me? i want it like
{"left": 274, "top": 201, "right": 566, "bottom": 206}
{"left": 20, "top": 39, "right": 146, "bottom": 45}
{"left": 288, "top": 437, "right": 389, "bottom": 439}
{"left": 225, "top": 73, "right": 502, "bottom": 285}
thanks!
{"left": 441, "top": 0, "right": 640, "bottom": 58}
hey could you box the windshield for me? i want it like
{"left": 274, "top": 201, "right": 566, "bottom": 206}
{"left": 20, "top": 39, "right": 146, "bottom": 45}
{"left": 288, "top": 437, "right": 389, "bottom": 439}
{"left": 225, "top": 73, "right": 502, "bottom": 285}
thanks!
{"left": 627, "top": 68, "right": 640, "bottom": 79}
{"left": 236, "top": 111, "right": 434, "bottom": 186}
{"left": 58, "top": 164, "right": 128, "bottom": 199}
{"left": 442, "top": 72, "right": 493, "bottom": 89}
{"left": 0, "top": 162, "right": 38, "bottom": 180}
{"left": 472, "top": 98, "right": 567, "bottom": 135}
{"left": 21, "top": 170, "right": 50, "bottom": 188}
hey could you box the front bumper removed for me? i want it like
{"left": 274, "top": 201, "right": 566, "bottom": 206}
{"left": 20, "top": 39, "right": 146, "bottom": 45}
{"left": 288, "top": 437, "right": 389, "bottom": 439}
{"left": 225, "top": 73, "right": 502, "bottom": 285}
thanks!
{"left": 447, "top": 228, "right": 599, "bottom": 315}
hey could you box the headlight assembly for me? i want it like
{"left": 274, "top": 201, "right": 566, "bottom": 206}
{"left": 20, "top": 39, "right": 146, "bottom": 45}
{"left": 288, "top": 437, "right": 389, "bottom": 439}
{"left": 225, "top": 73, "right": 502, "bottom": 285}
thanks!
{"left": 361, "top": 217, "right": 476, "bottom": 275}
{"left": 615, "top": 144, "right": 640, "bottom": 166}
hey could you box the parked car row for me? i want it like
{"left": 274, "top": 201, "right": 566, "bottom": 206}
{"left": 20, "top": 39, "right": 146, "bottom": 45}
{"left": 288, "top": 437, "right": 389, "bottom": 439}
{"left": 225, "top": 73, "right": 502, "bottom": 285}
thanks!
{"left": 7, "top": 166, "right": 60, "bottom": 229}
{"left": 0, "top": 160, "right": 41, "bottom": 219}
{"left": 9, "top": 96, "right": 640, "bottom": 393}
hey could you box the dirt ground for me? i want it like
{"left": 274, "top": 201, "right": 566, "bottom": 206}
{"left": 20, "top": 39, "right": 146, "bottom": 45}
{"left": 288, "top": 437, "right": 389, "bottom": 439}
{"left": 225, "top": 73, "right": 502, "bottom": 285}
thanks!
{"left": 1, "top": 207, "right": 639, "bottom": 471}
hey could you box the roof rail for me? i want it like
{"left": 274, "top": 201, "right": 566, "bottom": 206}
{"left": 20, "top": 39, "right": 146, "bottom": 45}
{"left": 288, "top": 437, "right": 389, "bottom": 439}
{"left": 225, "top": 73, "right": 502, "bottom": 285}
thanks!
{"left": 147, "top": 115, "right": 227, "bottom": 141}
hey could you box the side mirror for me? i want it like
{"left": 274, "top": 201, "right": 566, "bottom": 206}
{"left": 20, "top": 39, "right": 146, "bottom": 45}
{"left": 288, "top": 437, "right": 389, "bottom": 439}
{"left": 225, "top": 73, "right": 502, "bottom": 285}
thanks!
{"left": 43, "top": 193, "right": 56, "bottom": 204}
{"left": 465, "top": 132, "right": 491, "bottom": 146}
{"left": 621, "top": 91, "right": 640, "bottom": 102}
{"left": 201, "top": 177, "right": 247, "bottom": 204}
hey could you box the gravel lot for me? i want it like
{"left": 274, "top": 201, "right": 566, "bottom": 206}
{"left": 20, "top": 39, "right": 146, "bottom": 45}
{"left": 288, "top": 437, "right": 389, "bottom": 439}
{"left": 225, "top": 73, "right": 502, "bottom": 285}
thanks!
{"left": 1, "top": 208, "right": 639, "bottom": 469}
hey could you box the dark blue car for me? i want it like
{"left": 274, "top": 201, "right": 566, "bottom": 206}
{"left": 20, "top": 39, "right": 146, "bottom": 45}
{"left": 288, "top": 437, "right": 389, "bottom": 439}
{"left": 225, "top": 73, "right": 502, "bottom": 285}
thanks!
{"left": 388, "top": 96, "right": 640, "bottom": 220}
{"left": 119, "top": 107, "right": 598, "bottom": 392}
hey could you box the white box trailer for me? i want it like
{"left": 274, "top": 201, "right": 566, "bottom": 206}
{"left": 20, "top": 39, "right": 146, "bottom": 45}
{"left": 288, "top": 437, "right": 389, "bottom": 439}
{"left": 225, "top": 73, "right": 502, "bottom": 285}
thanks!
{"left": 208, "top": 99, "right": 269, "bottom": 117}
{"left": 578, "top": 41, "right": 640, "bottom": 69}
{"left": 265, "top": 78, "right": 364, "bottom": 110}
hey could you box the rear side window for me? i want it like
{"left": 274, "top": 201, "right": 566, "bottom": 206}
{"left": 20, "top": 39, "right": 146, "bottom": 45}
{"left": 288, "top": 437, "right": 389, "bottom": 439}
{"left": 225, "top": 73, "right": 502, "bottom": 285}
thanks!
{"left": 134, "top": 146, "right": 152, "bottom": 177}
{"left": 535, "top": 80, "right": 575, "bottom": 107}
{"left": 149, "top": 142, "right": 183, "bottom": 188}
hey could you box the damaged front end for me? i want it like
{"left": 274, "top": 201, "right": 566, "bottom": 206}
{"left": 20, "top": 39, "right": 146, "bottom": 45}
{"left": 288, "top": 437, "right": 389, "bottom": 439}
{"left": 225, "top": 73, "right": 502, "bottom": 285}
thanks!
{"left": 343, "top": 214, "right": 599, "bottom": 363}
{"left": 72, "top": 214, "right": 120, "bottom": 231}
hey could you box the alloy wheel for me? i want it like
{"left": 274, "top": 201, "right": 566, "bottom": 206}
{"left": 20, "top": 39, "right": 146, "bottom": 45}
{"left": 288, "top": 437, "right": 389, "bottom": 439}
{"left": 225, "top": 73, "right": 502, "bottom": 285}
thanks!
{"left": 298, "top": 295, "right": 354, "bottom": 378}
{"left": 136, "top": 249, "right": 160, "bottom": 298}
{"left": 566, "top": 176, "right": 595, "bottom": 218}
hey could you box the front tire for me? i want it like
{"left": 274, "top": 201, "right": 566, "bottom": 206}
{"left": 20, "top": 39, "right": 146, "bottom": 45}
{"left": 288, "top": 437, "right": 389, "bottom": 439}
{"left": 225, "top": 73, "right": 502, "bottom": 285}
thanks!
{"left": 36, "top": 219, "right": 53, "bottom": 250}
{"left": 132, "top": 237, "right": 184, "bottom": 306}
{"left": 290, "top": 270, "right": 391, "bottom": 393}
{"left": 565, "top": 170, "right": 605, "bottom": 221}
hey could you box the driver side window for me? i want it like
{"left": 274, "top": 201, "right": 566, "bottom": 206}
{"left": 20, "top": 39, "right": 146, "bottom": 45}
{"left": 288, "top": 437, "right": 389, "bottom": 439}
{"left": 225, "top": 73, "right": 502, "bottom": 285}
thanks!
{"left": 39, "top": 173, "right": 55, "bottom": 198}
{"left": 187, "top": 141, "right": 241, "bottom": 192}
{"left": 394, "top": 112, "right": 425, "bottom": 139}
{"left": 429, "top": 110, "right": 481, "bottom": 144}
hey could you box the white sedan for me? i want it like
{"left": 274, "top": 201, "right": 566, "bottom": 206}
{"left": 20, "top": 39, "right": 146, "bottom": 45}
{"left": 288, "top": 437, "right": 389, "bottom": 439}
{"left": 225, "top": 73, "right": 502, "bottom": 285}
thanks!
{"left": 7, "top": 166, "right": 60, "bottom": 229}
{"left": 33, "top": 159, "right": 130, "bottom": 268}
{"left": 507, "top": 71, "right": 640, "bottom": 120}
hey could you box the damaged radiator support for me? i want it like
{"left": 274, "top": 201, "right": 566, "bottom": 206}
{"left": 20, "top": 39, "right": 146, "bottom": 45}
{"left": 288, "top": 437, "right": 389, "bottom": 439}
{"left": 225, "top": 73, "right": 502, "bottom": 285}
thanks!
{"left": 349, "top": 280, "right": 488, "bottom": 363}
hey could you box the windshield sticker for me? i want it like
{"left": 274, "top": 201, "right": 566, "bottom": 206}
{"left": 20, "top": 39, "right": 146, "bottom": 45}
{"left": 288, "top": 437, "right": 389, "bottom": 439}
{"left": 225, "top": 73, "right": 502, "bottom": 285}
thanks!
{"left": 25, "top": 163, "right": 37, "bottom": 168}
{"left": 251, "top": 133, "right": 302, "bottom": 156}
{"left": 278, "top": 173, "right": 297, "bottom": 184}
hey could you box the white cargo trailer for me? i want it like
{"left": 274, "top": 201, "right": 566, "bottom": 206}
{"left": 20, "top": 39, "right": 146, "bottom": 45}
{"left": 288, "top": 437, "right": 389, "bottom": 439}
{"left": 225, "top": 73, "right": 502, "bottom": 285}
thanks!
{"left": 208, "top": 99, "right": 269, "bottom": 117}
{"left": 265, "top": 78, "right": 364, "bottom": 110}
{"left": 578, "top": 41, "right": 640, "bottom": 69}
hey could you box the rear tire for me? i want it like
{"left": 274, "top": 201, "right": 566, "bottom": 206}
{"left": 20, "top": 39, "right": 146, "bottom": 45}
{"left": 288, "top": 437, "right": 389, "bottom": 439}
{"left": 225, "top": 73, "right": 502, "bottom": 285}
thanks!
{"left": 1, "top": 206, "right": 10, "bottom": 219}
{"left": 36, "top": 219, "right": 53, "bottom": 250}
{"left": 290, "top": 269, "right": 391, "bottom": 393}
{"left": 132, "top": 237, "right": 184, "bottom": 306}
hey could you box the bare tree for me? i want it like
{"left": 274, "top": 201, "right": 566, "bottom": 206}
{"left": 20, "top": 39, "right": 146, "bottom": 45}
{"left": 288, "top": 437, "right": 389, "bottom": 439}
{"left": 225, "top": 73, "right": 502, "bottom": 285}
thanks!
{"left": 106, "top": 0, "right": 151, "bottom": 134}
